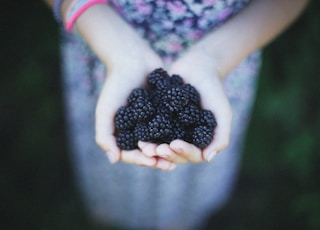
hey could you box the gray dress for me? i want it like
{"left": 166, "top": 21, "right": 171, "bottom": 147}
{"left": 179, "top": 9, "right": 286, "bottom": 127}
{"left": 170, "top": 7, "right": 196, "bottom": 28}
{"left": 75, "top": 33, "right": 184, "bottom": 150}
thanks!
{"left": 61, "top": 0, "right": 261, "bottom": 229}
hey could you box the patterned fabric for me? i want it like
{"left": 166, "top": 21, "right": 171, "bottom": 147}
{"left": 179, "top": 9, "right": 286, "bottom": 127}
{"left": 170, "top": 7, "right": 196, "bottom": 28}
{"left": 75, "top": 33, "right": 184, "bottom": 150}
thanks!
{"left": 60, "top": 0, "right": 261, "bottom": 229}
{"left": 65, "top": 0, "right": 109, "bottom": 32}
{"left": 111, "top": 0, "right": 250, "bottom": 63}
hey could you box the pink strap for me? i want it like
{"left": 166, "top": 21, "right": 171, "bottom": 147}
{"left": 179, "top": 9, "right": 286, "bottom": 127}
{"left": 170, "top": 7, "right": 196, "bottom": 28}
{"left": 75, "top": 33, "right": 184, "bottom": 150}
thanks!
{"left": 66, "top": 0, "right": 108, "bottom": 32}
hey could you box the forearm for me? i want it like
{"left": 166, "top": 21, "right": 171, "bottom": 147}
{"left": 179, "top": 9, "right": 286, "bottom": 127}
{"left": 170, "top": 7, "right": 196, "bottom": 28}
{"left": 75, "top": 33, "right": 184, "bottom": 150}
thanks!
{"left": 42, "top": 0, "right": 73, "bottom": 14}
{"left": 195, "top": 0, "right": 309, "bottom": 78}
{"left": 43, "top": 1, "right": 136, "bottom": 67}
{"left": 74, "top": 5, "right": 147, "bottom": 68}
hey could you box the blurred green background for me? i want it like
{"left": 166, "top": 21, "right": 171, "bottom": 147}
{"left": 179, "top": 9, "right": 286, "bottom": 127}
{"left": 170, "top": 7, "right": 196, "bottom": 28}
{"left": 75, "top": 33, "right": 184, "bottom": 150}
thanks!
{"left": 1, "top": 1, "right": 319, "bottom": 230}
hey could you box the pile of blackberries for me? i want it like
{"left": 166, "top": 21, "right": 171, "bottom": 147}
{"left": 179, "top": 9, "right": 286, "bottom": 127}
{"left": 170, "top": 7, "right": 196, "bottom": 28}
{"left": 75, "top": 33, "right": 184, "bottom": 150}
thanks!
{"left": 115, "top": 68, "right": 217, "bottom": 150}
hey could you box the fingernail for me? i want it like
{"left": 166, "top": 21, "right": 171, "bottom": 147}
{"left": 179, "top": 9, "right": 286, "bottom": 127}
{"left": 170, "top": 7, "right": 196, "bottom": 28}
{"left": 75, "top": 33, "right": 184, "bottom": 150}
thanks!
{"left": 106, "top": 152, "right": 117, "bottom": 164}
{"left": 138, "top": 141, "right": 147, "bottom": 148}
{"left": 171, "top": 145, "right": 183, "bottom": 154}
{"left": 206, "top": 151, "right": 217, "bottom": 162}
{"left": 156, "top": 160, "right": 173, "bottom": 171}
{"left": 168, "top": 164, "right": 176, "bottom": 171}
{"left": 143, "top": 157, "right": 156, "bottom": 166}
{"left": 156, "top": 160, "right": 166, "bottom": 170}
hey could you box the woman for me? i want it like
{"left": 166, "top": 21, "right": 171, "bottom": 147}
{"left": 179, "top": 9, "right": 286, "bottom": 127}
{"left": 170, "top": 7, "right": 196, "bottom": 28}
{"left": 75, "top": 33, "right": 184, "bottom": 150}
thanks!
{"left": 44, "top": 0, "right": 309, "bottom": 229}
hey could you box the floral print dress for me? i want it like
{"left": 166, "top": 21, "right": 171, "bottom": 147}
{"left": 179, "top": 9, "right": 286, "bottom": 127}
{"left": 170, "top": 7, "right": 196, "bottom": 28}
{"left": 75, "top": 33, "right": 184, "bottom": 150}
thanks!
{"left": 61, "top": 0, "right": 261, "bottom": 229}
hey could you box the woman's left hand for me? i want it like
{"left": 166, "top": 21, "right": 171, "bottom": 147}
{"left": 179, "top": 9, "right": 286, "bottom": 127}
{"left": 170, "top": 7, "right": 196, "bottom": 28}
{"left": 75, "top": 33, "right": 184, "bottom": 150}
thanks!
{"left": 139, "top": 46, "right": 233, "bottom": 164}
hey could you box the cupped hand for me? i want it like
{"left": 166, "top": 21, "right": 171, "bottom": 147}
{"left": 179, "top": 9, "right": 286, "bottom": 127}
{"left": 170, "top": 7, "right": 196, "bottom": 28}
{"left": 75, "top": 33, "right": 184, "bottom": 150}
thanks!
{"left": 75, "top": 5, "right": 176, "bottom": 170}
{"left": 94, "top": 46, "right": 176, "bottom": 170}
{"left": 170, "top": 48, "right": 233, "bottom": 163}
{"left": 138, "top": 47, "right": 233, "bottom": 164}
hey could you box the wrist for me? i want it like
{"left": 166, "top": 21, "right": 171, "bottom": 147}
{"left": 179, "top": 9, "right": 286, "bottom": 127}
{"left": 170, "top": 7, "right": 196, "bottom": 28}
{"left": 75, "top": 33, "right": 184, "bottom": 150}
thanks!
{"left": 189, "top": 38, "right": 226, "bottom": 80}
{"left": 52, "top": 0, "right": 109, "bottom": 31}
{"left": 73, "top": 4, "right": 162, "bottom": 70}
{"left": 65, "top": 0, "right": 109, "bottom": 32}
{"left": 171, "top": 45, "right": 222, "bottom": 86}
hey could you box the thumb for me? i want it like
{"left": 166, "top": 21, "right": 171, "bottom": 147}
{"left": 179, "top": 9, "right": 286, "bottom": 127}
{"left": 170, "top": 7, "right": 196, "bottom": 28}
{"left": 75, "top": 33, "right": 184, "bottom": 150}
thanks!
{"left": 202, "top": 109, "right": 232, "bottom": 162}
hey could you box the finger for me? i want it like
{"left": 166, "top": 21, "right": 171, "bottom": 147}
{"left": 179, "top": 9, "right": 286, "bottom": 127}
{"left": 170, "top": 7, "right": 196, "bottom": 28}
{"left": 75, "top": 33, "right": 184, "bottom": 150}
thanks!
{"left": 121, "top": 149, "right": 157, "bottom": 167}
{"left": 138, "top": 141, "right": 158, "bottom": 157}
{"left": 156, "top": 143, "right": 188, "bottom": 164}
{"left": 202, "top": 112, "right": 232, "bottom": 162}
{"left": 196, "top": 78, "right": 232, "bottom": 162}
{"left": 202, "top": 103, "right": 232, "bottom": 162}
{"left": 202, "top": 126, "right": 230, "bottom": 162}
{"left": 95, "top": 79, "right": 123, "bottom": 163}
{"left": 95, "top": 132, "right": 121, "bottom": 164}
{"left": 170, "top": 140, "right": 203, "bottom": 163}
{"left": 95, "top": 93, "right": 121, "bottom": 165}
{"left": 154, "top": 157, "right": 176, "bottom": 171}
{"left": 95, "top": 110, "right": 120, "bottom": 164}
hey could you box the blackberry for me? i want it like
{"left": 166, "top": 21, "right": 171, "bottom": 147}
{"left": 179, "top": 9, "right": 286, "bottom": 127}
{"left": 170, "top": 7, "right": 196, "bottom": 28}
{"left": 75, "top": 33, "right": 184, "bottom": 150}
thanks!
{"left": 183, "top": 84, "right": 201, "bottom": 105}
{"left": 163, "top": 86, "right": 189, "bottom": 112}
{"left": 167, "top": 121, "right": 186, "bottom": 143}
{"left": 114, "top": 68, "right": 217, "bottom": 150}
{"left": 156, "top": 103, "right": 172, "bottom": 118}
{"left": 148, "top": 114, "right": 173, "bottom": 141}
{"left": 115, "top": 106, "right": 135, "bottom": 130}
{"left": 149, "top": 89, "right": 163, "bottom": 108}
{"left": 134, "top": 122, "right": 151, "bottom": 142}
{"left": 116, "top": 129, "right": 137, "bottom": 150}
{"left": 128, "top": 88, "right": 149, "bottom": 105}
{"left": 198, "top": 109, "right": 217, "bottom": 128}
{"left": 192, "top": 125, "right": 214, "bottom": 149}
{"left": 177, "top": 103, "right": 201, "bottom": 126}
{"left": 183, "top": 130, "right": 194, "bottom": 145}
{"left": 131, "top": 96, "right": 155, "bottom": 122}
{"left": 170, "top": 74, "right": 184, "bottom": 86}
{"left": 147, "top": 68, "right": 170, "bottom": 90}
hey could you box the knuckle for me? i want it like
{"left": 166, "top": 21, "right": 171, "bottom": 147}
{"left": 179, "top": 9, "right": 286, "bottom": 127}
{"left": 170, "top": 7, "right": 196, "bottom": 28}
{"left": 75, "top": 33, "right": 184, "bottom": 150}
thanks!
{"left": 192, "top": 160, "right": 201, "bottom": 164}
{"left": 134, "top": 153, "right": 144, "bottom": 165}
{"left": 190, "top": 157, "right": 202, "bottom": 164}
{"left": 135, "top": 158, "right": 141, "bottom": 166}
{"left": 95, "top": 135, "right": 108, "bottom": 151}
{"left": 177, "top": 158, "right": 188, "bottom": 164}
{"left": 220, "top": 139, "right": 230, "bottom": 150}
{"left": 95, "top": 135, "right": 102, "bottom": 146}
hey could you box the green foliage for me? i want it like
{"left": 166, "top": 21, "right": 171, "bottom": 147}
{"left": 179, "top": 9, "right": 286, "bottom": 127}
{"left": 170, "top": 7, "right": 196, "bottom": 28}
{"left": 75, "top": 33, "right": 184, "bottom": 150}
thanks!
{"left": 207, "top": 2, "right": 320, "bottom": 230}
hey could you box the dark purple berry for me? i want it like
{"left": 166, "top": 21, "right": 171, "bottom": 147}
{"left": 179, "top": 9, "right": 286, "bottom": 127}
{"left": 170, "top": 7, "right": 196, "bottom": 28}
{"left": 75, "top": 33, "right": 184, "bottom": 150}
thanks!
{"left": 192, "top": 125, "right": 214, "bottom": 149}
{"left": 134, "top": 122, "right": 151, "bottom": 142}
{"left": 147, "top": 68, "right": 170, "bottom": 90}
{"left": 116, "top": 130, "right": 137, "bottom": 150}
{"left": 128, "top": 88, "right": 149, "bottom": 105}
{"left": 170, "top": 74, "right": 184, "bottom": 86}
{"left": 115, "top": 106, "right": 135, "bottom": 130}
{"left": 148, "top": 114, "right": 173, "bottom": 140}
{"left": 183, "top": 84, "right": 200, "bottom": 105}
{"left": 177, "top": 103, "right": 201, "bottom": 126}
{"left": 198, "top": 109, "right": 217, "bottom": 128}
{"left": 131, "top": 96, "right": 155, "bottom": 122}
{"left": 163, "top": 86, "right": 189, "bottom": 112}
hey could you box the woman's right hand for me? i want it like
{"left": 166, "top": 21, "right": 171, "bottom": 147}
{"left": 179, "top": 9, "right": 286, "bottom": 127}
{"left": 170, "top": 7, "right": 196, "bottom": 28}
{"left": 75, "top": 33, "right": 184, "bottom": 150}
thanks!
{"left": 64, "top": 4, "right": 176, "bottom": 170}
{"left": 95, "top": 53, "right": 176, "bottom": 171}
